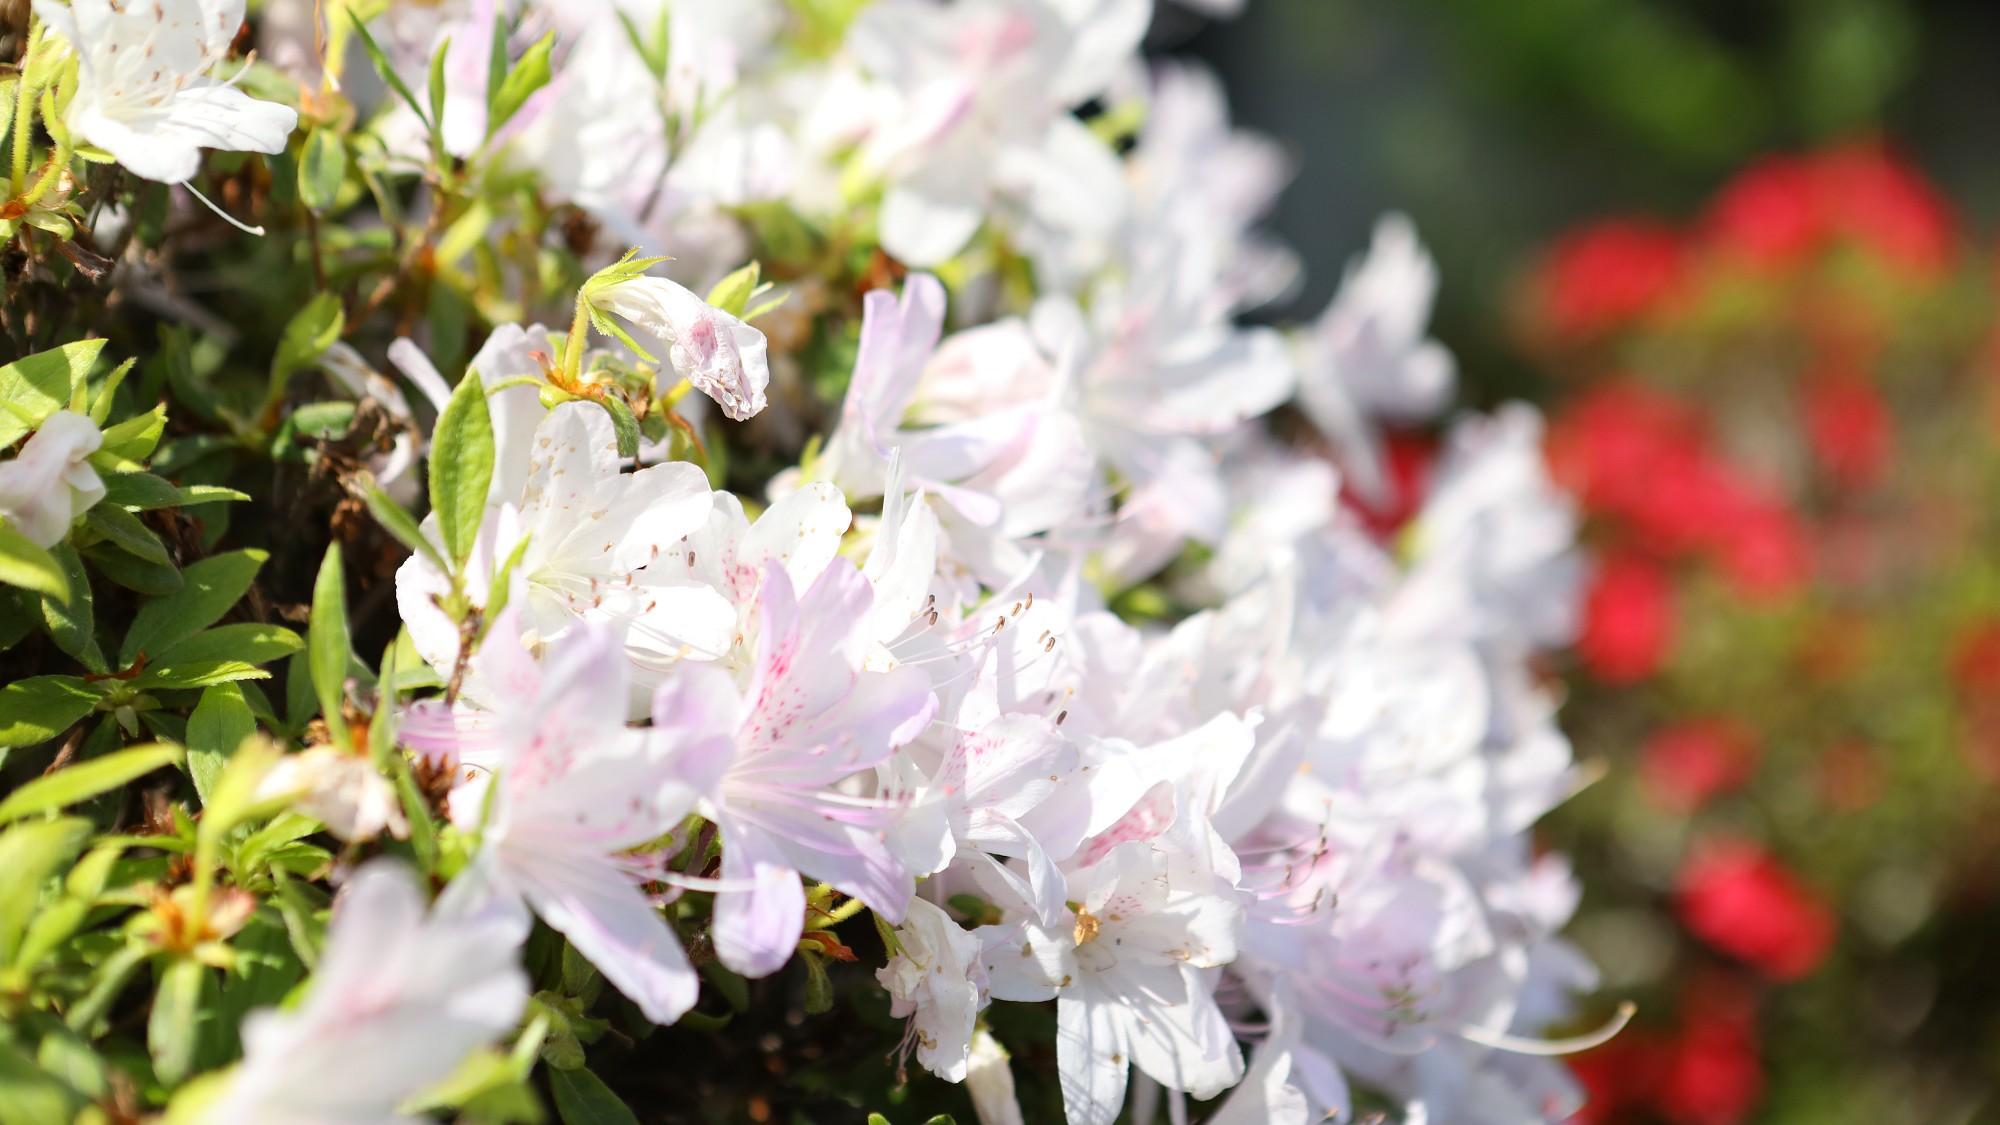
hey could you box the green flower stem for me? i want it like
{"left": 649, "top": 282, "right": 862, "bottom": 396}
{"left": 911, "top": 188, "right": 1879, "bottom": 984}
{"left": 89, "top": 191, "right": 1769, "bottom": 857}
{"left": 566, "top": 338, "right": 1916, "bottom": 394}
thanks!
{"left": 559, "top": 291, "right": 591, "bottom": 388}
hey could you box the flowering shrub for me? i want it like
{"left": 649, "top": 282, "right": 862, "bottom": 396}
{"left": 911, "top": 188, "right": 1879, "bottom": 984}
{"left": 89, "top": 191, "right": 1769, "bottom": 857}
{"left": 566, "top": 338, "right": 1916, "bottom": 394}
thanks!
{"left": 1525, "top": 142, "right": 2000, "bottom": 1124}
{"left": 0, "top": 2, "right": 1601, "bottom": 1124}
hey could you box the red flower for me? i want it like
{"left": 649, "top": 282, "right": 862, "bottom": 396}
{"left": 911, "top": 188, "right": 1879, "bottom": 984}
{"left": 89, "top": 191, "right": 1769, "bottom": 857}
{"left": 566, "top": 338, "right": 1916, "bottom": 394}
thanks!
{"left": 1950, "top": 617, "right": 2000, "bottom": 700}
{"left": 1803, "top": 374, "right": 1894, "bottom": 488}
{"left": 1816, "top": 141, "right": 1956, "bottom": 281}
{"left": 1579, "top": 552, "right": 1676, "bottom": 684}
{"left": 1640, "top": 719, "right": 1759, "bottom": 813}
{"left": 1345, "top": 430, "right": 1435, "bottom": 540}
{"left": 1677, "top": 839, "right": 1835, "bottom": 981}
{"left": 1655, "top": 1011, "right": 1764, "bottom": 1125}
{"left": 1704, "top": 154, "right": 1827, "bottom": 271}
{"left": 1537, "top": 219, "right": 1687, "bottom": 340}
{"left": 1567, "top": 1034, "right": 1666, "bottom": 1124}
{"left": 1703, "top": 143, "right": 1955, "bottom": 280}
{"left": 1713, "top": 492, "right": 1811, "bottom": 602}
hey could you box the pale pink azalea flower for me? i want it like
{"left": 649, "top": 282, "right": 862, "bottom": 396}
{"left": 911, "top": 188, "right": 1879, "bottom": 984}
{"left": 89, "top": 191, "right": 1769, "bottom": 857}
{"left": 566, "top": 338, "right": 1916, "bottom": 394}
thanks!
{"left": 589, "top": 275, "right": 772, "bottom": 420}
{"left": 198, "top": 860, "right": 526, "bottom": 1123}
{"left": 669, "top": 558, "right": 936, "bottom": 978}
{"left": 0, "top": 411, "right": 105, "bottom": 548}
{"left": 440, "top": 623, "right": 729, "bottom": 1026}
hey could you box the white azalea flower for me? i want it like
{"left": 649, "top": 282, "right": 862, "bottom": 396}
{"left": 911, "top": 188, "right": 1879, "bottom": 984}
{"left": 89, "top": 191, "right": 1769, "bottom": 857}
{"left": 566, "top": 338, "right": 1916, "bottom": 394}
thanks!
{"left": 196, "top": 860, "right": 526, "bottom": 1124}
{"left": 33, "top": 0, "right": 298, "bottom": 184}
{"left": 396, "top": 401, "right": 733, "bottom": 717}
{"left": 588, "top": 275, "right": 773, "bottom": 420}
{"left": 878, "top": 896, "right": 989, "bottom": 1082}
{"left": 0, "top": 410, "right": 105, "bottom": 548}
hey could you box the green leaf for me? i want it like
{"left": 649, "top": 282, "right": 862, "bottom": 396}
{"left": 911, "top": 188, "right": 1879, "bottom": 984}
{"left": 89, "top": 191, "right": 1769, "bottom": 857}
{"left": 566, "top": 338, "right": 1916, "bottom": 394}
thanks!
{"left": 120, "top": 549, "right": 266, "bottom": 666}
{"left": 98, "top": 472, "right": 183, "bottom": 511}
{"left": 0, "top": 523, "right": 69, "bottom": 604}
{"left": 149, "top": 958, "right": 211, "bottom": 1087}
{"left": 428, "top": 36, "right": 452, "bottom": 137}
{"left": 0, "top": 1037, "right": 76, "bottom": 1125}
{"left": 0, "top": 818, "right": 92, "bottom": 965}
{"left": 83, "top": 504, "right": 169, "bottom": 565}
{"left": 298, "top": 126, "right": 347, "bottom": 213}
{"left": 186, "top": 684, "right": 255, "bottom": 807}
{"left": 699, "top": 961, "right": 750, "bottom": 1014}
{"left": 83, "top": 544, "right": 182, "bottom": 597}
{"left": 351, "top": 13, "right": 431, "bottom": 134}
{"left": 599, "top": 395, "right": 640, "bottom": 461}
{"left": 151, "top": 623, "right": 305, "bottom": 674}
{"left": 88, "top": 357, "right": 135, "bottom": 425}
{"left": 431, "top": 367, "right": 496, "bottom": 565}
{"left": 364, "top": 486, "right": 447, "bottom": 573}
{"left": 0, "top": 743, "right": 181, "bottom": 825}
{"left": 704, "top": 261, "right": 761, "bottom": 318}
{"left": 37, "top": 545, "right": 103, "bottom": 672}
{"left": 310, "top": 544, "right": 353, "bottom": 747}
{"left": 801, "top": 947, "right": 833, "bottom": 1014}
{"left": 0, "top": 340, "right": 103, "bottom": 446}
{"left": 270, "top": 292, "right": 345, "bottom": 402}
{"left": 548, "top": 1066, "right": 639, "bottom": 1125}
{"left": 176, "top": 484, "right": 250, "bottom": 507}
{"left": 489, "top": 31, "right": 557, "bottom": 137}
{"left": 0, "top": 676, "right": 98, "bottom": 750}
{"left": 96, "top": 404, "right": 167, "bottom": 464}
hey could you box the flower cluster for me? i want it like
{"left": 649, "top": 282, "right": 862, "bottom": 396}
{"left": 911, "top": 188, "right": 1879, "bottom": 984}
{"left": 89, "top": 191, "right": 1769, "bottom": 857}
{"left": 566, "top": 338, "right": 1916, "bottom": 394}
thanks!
{"left": 1521, "top": 142, "right": 2000, "bottom": 1124}
{"left": 0, "top": 1, "right": 1602, "bottom": 1122}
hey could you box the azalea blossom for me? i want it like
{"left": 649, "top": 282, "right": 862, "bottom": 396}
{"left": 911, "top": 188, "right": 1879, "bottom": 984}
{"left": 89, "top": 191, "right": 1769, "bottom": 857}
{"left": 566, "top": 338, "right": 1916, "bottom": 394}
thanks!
{"left": 981, "top": 841, "right": 1247, "bottom": 1125}
{"left": 0, "top": 410, "right": 105, "bottom": 548}
{"left": 197, "top": 860, "right": 526, "bottom": 1123}
{"left": 440, "top": 623, "right": 727, "bottom": 1025}
{"left": 397, "top": 401, "right": 732, "bottom": 715}
{"left": 33, "top": 0, "right": 298, "bottom": 184}
{"left": 878, "top": 895, "right": 988, "bottom": 1081}
{"left": 673, "top": 559, "right": 937, "bottom": 978}
{"left": 1296, "top": 214, "right": 1455, "bottom": 500}
{"left": 256, "top": 746, "right": 406, "bottom": 843}
{"left": 588, "top": 275, "right": 773, "bottom": 420}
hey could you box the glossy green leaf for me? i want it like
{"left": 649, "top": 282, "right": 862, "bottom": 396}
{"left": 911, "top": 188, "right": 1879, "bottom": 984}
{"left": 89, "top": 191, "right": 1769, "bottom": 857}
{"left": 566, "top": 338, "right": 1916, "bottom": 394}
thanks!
{"left": 0, "top": 676, "right": 98, "bottom": 750}
{"left": 0, "top": 743, "right": 181, "bottom": 825}
{"left": 0, "top": 524, "right": 69, "bottom": 604}
{"left": 298, "top": 126, "right": 347, "bottom": 213}
{"left": 0, "top": 340, "right": 103, "bottom": 446}
{"left": 548, "top": 1066, "right": 639, "bottom": 1125}
{"left": 186, "top": 683, "right": 256, "bottom": 807}
{"left": 120, "top": 549, "right": 266, "bottom": 666}
{"left": 430, "top": 367, "right": 495, "bottom": 565}
{"left": 310, "top": 544, "right": 352, "bottom": 746}
{"left": 489, "top": 31, "right": 556, "bottom": 137}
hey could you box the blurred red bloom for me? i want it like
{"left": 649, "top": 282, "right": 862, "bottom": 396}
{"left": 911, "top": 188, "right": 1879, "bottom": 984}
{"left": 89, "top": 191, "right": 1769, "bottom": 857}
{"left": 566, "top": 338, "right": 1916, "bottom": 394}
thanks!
{"left": 1655, "top": 1011, "right": 1764, "bottom": 1125}
{"left": 1816, "top": 141, "right": 1956, "bottom": 280}
{"left": 1950, "top": 617, "right": 2000, "bottom": 699}
{"left": 1641, "top": 718, "right": 1759, "bottom": 812}
{"left": 1804, "top": 374, "right": 1894, "bottom": 488}
{"left": 1677, "top": 839, "right": 1835, "bottom": 981}
{"left": 1711, "top": 491, "right": 1811, "bottom": 602}
{"left": 1704, "top": 142, "right": 1954, "bottom": 280}
{"left": 1704, "top": 154, "right": 1826, "bottom": 271}
{"left": 1567, "top": 1034, "right": 1665, "bottom": 1124}
{"left": 1579, "top": 552, "right": 1676, "bottom": 683}
{"left": 1346, "top": 430, "right": 1435, "bottom": 540}
{"left": 1538, "top": 219, "right": 1687, "bottom": 339}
